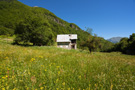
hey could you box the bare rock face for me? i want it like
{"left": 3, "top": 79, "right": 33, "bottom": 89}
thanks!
{"left": 54, "top": 18, "right": 65, "bottom": 27}
{"left": 75, "top": 27, "right": 78, "bottom": 30}
{"left": 70, "top": 24, "right": 75, "bottom": 28}
{"left": 53, "top": 19, "right": 79, "bottom": 30}
{"left": 70, "top": 24, "right": 78, "bottom": 30}
{"left": 54, "top": 18, "right": 60, "bottom": 23}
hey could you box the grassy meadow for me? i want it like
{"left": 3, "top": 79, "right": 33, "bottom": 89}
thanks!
{"left": 0, "top": 37, "right": 135, "bottom": 90}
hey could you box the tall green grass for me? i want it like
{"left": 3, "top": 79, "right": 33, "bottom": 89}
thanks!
{"left": 0, "top": 37, "right": 135, "bottom": 90}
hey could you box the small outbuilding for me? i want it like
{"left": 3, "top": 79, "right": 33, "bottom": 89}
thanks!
{"left": 57, "top": 34, "right": 77, "bottom": 49}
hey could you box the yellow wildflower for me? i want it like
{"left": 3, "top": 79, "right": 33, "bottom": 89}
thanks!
{"left": 62, "top": 82, "right": 65, "bottom": 86}
{"left": 13, "top": 88, "right": 16, "bottom": 90}
{"left": 41, "top": 65, "right": 44, "bottom": 67}
{"left": 5, "top": 83, "right": 8, "bottom": 86}
{"left": 78, "top": 75, "right": 81, "bottom": 79}
{"left": 40, "top": 87, "right": 44, "bottom": 90}
{"left": 56, "top": 79, "right": 59, "bottom": 83}
{"left": 39, "top": 56, "right": 43, "bottom": 58}
{"left": 30, "top": 58, "right": 35, "bottom": 62}
{"left": 2, "top": 76, "right": 5, "bottom": 79}
{"left": 6, "top": 57, "right": 8, "bottom": 59}
{"left": 110, "top": 84, "right": 113, "bottom": 90}
{"left": 57, "top": 66, "right": 60, "bottom": 68}
{"left": 49, "top": 64, "right": 52, "bottom": 67}
{"left": 26, "top": 87, "right": 29, "bottom": 90}
{"left": 28, "top": 72, "right": 31, "bottom": 75}
{"left": 5, "top": 75, "right": 8, "bottom": 78}
{"left": 2, "top": 88, "right": 5, "bottom": 90}
{"left": 58, "top": 71, "right": 60, "bottom": 75}
{"left": 7, "top": 68, "right": 11, "bottom": 70}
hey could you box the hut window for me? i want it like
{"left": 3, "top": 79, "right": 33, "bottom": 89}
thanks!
{"left": 71, "top": 40, "right": 76, "bottom": 43}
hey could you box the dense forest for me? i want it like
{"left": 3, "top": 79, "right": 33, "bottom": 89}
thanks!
{"left": 0, "top": 0, "right": 121, "bottom": 52}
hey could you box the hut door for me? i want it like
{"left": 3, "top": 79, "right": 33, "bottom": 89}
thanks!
{"left": 71, "top": 45, "right": 75, "bottom": 49}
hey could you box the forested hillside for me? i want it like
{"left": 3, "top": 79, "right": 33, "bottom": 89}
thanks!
{"left": 0, "top": 0, "right": 113, "bottom": 50}
{"left": 0, "top": 0, "right": 90, "bottom": 46}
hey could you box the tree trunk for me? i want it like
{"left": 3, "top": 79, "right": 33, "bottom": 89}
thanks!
{"left": 89, "top": 48, "right": 92, "bottom": 53}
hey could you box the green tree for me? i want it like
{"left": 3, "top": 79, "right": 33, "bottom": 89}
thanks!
{"left": 128, "top": 33, "right": 135, "bottom": 54}
{"left": 14, "top": 17, "right": 55, "bottom": 45}
{"left": 30, "top": 26, "right": 54, "bottom": 46}
{"left": 81, "top": 35, "right": 101, "bottom": 53}
{"left": 128, "top": 33, "right": 135, "bottom": 43}
{"left": 119, "top": 38, "right": 128, "bottom": 53}
{"left": 85, "top": 27, "right": 93, "bottom": 35}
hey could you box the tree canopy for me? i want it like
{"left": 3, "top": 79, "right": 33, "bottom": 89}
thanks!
{"left": 14, "top": 17, "right": 55, "bottom": 45}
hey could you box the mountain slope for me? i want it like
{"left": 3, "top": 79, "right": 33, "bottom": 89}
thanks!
{"left": 107, "top": 37, "right": 123, "bottom": 43}
{"left": 0, "top": 0, "right": 90, "bottom": 47}
{"left": 0, "top": 0, "right": 114, "bottom": 50}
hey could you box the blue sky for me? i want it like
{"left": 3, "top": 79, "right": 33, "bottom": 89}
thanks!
{"left": 18, "top": 0, "right": 135, "bottom": 39}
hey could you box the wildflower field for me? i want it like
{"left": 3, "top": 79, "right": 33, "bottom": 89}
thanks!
{"left": 0, "top": 37, "right": 135, "bottom": 90}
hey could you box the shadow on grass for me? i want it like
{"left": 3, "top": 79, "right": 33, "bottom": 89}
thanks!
{"left": 101, "top": 51, "right": 135, "bottom": 55}
{"left": 11, "top": 43, "right": 34, "bottom": 47}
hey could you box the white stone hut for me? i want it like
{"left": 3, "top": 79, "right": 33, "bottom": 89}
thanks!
{"left": 57, "top": 34, "right": 77, "bottom": 49}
